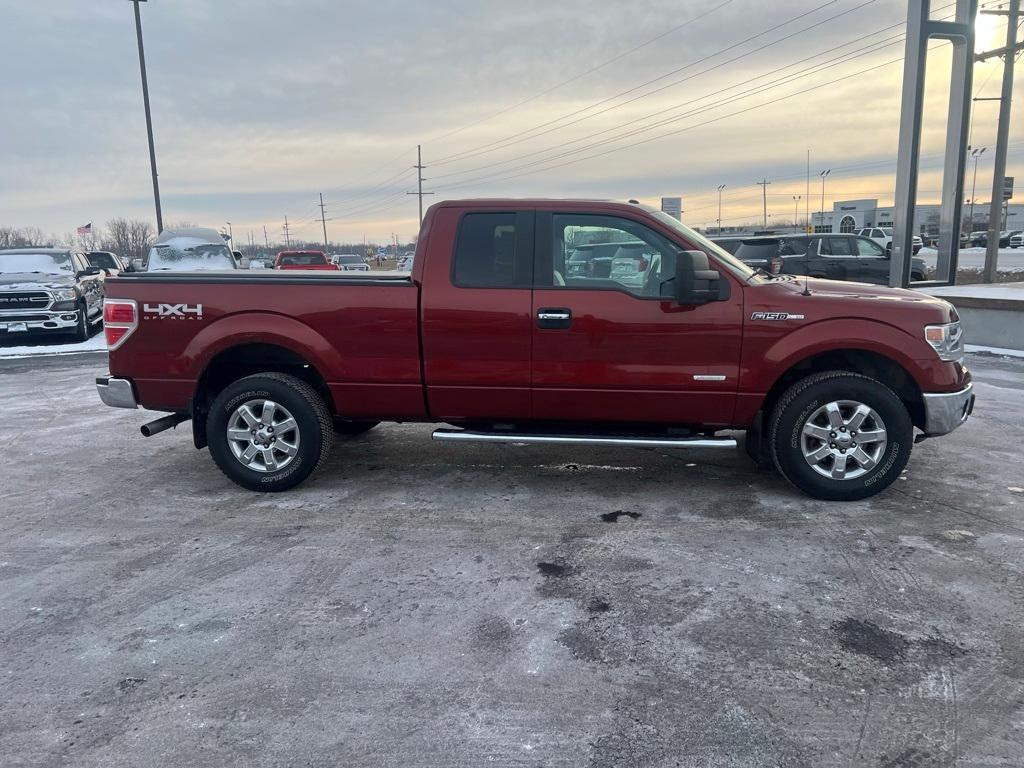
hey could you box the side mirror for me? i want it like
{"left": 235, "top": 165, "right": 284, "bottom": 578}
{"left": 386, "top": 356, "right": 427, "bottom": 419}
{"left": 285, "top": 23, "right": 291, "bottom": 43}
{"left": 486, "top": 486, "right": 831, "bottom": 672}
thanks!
{"left": 674, "top": 250, "right": 725, "bottom": 305}
{"left": 131, "top": 259, "right": 145, "bottom": 272}
{"left": 77, "top": 266, "right": 103, "bottom": 278}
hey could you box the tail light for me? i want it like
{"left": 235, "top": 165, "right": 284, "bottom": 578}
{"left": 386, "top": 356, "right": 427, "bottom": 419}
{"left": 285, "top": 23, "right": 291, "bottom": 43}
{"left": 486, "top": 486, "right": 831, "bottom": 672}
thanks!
{"left": 769, "top": 256, "right": 784, "bottom": 274}
{"left": 104, "top": 299, "right": 138, "bottom": 350}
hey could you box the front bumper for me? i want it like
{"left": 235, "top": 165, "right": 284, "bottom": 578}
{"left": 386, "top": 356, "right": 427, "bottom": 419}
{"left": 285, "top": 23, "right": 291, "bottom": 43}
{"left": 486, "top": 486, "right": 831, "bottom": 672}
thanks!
{"left": 922, "top": 383, "right": 974, "bottom": 436}
{"left": 96, "top": 376, "right": 138, "bottom": 409}
{"left": 0, "top": 310, "right": 81, "bottom": 334}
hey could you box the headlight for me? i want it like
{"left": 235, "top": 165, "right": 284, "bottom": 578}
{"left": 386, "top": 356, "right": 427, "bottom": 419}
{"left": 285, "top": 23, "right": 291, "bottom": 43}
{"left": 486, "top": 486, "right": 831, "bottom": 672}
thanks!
{"left": 51, "top": 288, "right": 77, "bottom": 302}
{"left": 924, "top": 321, "right": 964, "bottom": 362}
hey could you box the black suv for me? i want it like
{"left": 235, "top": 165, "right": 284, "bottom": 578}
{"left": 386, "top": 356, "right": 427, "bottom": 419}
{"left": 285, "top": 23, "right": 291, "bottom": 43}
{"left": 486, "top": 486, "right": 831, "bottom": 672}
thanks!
{"left": 712, "top": 234, "right": 928, "bottom": 284}
{"left": 0, "top": 248, "right": 105, "bottom": 341}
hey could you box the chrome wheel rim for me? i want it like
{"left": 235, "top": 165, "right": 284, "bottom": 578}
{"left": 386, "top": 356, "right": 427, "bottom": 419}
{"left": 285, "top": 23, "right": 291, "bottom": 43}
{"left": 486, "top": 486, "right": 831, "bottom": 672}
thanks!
{"left": 800, "top": 400, "right": 887, "bottom": 480}
{"left": 227, "top": 399, "right": 300, "bottom": 473}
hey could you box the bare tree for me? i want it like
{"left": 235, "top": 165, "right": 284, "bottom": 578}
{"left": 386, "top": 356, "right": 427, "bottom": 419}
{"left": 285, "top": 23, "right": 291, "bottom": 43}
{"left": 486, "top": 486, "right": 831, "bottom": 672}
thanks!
{"left": 103, "top": 218, "right": 154, "bottom": 263}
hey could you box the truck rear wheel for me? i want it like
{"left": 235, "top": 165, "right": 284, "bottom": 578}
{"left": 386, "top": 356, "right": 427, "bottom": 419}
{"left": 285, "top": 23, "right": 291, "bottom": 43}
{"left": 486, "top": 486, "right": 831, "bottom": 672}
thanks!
{"left": 768, "top": 371, "right": 912, "bottom": 501}
{"left": 207, "top": 372, "right": 334, "bottom": 492}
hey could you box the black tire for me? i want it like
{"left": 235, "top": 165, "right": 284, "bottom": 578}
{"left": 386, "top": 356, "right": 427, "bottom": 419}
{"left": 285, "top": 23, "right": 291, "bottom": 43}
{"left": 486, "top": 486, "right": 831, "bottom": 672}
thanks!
{"left": 911, "top": 271, "right": 924, "bottom": 282}
{"left": 768, "top": 371, "right": 912, "bottom": 501}
{"left": 333, "top": 419, "right": 379, "bottom": 436}
{"left": 70, "top": 303, "right": 89, "bottom": 342}
{"left": 206, "top": 372, "right": 334, "bottom": 492}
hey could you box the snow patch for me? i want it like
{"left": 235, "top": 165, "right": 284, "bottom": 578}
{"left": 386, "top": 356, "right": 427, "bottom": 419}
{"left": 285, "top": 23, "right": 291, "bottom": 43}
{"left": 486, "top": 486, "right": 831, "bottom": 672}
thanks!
{"left": 0, "top": 334, "right": 106, "bottom": 359}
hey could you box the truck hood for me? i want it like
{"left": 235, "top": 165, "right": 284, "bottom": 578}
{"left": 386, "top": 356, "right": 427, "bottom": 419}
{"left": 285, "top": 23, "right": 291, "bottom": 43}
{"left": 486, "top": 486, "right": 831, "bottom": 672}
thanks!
{"left": 758, "top": 276, "right": 957, "bottom": 324}
{"left": 0, "top": 272, "right": 76, "bottom": 291}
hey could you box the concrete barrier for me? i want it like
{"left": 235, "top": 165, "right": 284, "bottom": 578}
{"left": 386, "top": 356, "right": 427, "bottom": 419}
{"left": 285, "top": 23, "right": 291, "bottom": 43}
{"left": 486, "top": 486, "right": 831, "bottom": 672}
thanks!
{"left": 923, "top": 283, "right": 1024, "bottom": 352}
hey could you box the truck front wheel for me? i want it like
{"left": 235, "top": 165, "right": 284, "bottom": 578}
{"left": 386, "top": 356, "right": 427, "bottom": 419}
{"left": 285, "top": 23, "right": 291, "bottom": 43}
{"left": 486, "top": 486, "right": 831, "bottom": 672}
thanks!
{"left": 207, "top": 372, "right": 334, "bottom": 492}
{"left": 768, "top": 371, "right": 912, "bottom": 501}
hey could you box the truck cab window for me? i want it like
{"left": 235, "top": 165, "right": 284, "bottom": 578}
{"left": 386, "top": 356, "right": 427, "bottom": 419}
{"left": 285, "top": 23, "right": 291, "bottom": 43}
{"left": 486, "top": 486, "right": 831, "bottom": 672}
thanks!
{"left": 453, "top": 213, "right": 530, "bottom": 288}
{"left": 549, "top": 214, "right": 679, "bottom": 298}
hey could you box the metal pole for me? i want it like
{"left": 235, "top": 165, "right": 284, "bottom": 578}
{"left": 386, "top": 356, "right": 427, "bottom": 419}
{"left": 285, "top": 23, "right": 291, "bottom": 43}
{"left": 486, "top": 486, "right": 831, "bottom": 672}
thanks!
{"left": 969, "top": 148, "right": 985, "bottom": 230}
{"left": 716, "top": 184, "right": 725, "bottom": 232}
{"left": 820, "top": 169, "right": 830, "bottom": 231}
{"left": 805, "top": 150, "right": 811, "bottom": 232}
{"left": 132, "top": 0, "right": 163, "bottom": 233}
{"left": 793, "top": 195, "right": 801, "bottom": 227}
{"left": 756, "top": 179, "right": 770, "bottom": 228}
{"left": 984, "top": 0, "right": 1018, "bottom": 283}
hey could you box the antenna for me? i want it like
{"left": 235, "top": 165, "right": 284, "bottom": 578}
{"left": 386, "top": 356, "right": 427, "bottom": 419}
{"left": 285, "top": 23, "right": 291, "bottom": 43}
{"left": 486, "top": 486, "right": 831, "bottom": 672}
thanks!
{"left": 801, "top": 270, "right": 812, "bottom": 296}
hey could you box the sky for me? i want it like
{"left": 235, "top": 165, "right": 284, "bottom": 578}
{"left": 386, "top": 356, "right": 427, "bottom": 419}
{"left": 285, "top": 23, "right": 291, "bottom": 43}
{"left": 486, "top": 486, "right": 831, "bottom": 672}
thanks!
{"left": 2, "top": 0, "right": 1024, "bottom": 245}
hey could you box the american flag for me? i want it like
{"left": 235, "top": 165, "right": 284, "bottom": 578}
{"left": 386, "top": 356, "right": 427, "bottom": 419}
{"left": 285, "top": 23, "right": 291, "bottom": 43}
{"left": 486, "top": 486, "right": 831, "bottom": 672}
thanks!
{"left": 76, "top": 222, "right": 92, "bottom": 236}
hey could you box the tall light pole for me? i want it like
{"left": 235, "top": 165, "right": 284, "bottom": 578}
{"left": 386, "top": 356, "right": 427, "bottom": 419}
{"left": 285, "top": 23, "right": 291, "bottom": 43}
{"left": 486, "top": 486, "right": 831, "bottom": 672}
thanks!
{"left": 716, "top": 184, "right": 725, "bottom": 233}
{"left": 792, "top": 195, "right": 802, "bottom": 228}
{"left": 755, "top": 179, "right": 771, "bottom": 228}
{"left": 819, "top": 169, "right": 831, "bottom": 231}
{"left": 129, "top": 0, "right": 163, "bottom": 233}
{"left": 969, "top": 146, "right": 986, "bottom": 232}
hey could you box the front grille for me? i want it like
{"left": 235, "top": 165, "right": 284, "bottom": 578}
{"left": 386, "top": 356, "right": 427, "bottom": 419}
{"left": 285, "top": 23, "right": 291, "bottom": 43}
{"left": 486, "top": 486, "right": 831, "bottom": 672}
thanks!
{"left": 0, "top": 292, "right": 51, "bottom": 310}
{"left": 0, "top": 314, "right": 50, "bottom": 322}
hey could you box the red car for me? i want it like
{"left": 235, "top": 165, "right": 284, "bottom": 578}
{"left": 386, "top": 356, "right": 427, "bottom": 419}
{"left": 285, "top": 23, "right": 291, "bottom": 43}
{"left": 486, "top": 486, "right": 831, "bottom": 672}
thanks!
{"left": 273, "top": 250, "right": 338, "bottom": 271}
{"left": 96, "top": 199, "right": 973, "bottom": 500}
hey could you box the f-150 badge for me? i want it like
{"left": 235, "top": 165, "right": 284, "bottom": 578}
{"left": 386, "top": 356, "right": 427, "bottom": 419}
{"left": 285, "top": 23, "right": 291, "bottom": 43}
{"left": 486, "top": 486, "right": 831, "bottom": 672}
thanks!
{"left": 751, "top": 311, "right": 804, "bottom": 321}
{"left": 143, "top": 303, "right": 203, "bottom": 319}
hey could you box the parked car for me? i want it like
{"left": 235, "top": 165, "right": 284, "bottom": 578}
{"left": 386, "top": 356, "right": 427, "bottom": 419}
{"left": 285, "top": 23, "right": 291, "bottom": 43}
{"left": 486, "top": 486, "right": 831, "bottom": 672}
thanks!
{"left": 97, "top": 198, "right": 972, "bottom": 501}
{"left": 1010, "top": 231, "right": 1024, "bottom": 248}
{"left": 333, "top": 254, "right": 370, "bottom": 272}
{"left": 0, "top": 248, "right": 104, "bottom": 341}
{"left": 86, "top": 251, "right": 127, "bottom": 275}
{"left": 855, "top": 227, "right": 923, "bottom": 255}
{"left": 395, "top": 253, "right": 415, "bottom": 271}
{"left": 275, "top": 250, "right": 338, "bottom": 271}
{"left": 725, "top": 234, "right": 928, "bottom": 283}
{"left": 137, "top": 228, "right": 239, "bottom": 272}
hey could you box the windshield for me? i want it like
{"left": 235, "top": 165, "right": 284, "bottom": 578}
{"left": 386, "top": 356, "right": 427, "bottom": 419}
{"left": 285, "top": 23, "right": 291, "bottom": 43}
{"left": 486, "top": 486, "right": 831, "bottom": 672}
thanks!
{"left": 647, "top": 210, "right": 756, "bottom": 279}
{"left": 279, "top": 253, "right": 327, "bottom": 266}
{"left": 147, "top": 241, "right": 235, "bottom": 270}
{"left": 0, "top": 252, "right": 74, "bottom": 275}
{"left": 87, "top": 253, "right": 118, "bottom": 269}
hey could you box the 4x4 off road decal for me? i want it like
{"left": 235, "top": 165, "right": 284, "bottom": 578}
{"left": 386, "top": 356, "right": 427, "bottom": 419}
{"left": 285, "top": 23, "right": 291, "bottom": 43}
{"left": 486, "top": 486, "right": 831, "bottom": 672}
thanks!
{"left": 142, "top": 303, "right": 203, "bottom": 320}
{"left": 751, "top": 311, "right": 804, "bottom": 321}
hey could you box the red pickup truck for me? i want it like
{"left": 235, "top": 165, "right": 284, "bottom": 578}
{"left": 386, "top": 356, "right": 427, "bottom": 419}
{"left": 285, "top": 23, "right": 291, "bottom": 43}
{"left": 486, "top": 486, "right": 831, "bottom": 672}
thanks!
{"left": 96, "top": 199, "right": 973, "bottom": 500}
{"left": 274, "top": 250, "right": 337, "bottom": 270}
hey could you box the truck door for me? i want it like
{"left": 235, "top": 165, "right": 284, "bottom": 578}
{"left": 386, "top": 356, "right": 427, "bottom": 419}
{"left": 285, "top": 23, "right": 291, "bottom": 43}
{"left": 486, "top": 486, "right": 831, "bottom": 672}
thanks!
{"left": 817, "top": 235, "right": 857, "bottom": 280}
{"left": 852, "top": 235, "right": 890, "bottom": 284}
{"left": 420, "top": 208, "right": 536, "bottom": 420}
{"left": 530, "top": 211, "right": 743, "bottom": 426}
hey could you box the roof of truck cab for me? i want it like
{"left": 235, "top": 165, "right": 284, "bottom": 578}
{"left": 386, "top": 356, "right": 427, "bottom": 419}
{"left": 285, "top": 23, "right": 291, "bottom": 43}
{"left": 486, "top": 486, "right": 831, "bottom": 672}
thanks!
{"left": 435, "top": 198, "right": 652, "bottom": 211}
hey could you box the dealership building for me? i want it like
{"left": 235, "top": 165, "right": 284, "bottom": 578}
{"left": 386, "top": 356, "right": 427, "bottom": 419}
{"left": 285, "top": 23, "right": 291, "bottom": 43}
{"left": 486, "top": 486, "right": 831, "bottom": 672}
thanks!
{"left": 810, "top": 198, "right": 1024, "bottom": 234}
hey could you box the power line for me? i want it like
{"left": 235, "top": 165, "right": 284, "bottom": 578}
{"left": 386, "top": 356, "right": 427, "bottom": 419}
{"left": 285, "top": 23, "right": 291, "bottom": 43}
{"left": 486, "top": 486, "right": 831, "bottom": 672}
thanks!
{"left": 429, "top": 0, "right": 852, "bottom": 167}
{"left": 426, "top": 0, "right": 736, "bottom": 144}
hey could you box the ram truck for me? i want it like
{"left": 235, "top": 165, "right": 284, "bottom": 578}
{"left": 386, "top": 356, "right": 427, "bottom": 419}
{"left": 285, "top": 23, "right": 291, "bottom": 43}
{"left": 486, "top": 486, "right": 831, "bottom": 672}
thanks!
{"left": 96, "top": 199, "right": 974, "bottom": 501}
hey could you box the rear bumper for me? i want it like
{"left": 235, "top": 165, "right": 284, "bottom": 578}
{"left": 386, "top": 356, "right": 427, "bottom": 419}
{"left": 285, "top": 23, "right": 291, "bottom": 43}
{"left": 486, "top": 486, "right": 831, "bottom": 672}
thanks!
{"left": 96, "top": 376, "right": 138, "bottom": 409}
{"left": 922, "top": 383, "right": 974, "bottom": 436}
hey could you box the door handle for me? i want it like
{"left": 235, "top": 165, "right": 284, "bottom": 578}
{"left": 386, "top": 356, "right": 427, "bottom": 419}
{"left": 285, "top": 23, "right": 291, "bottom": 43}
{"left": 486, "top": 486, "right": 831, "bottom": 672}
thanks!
{"left": 536, "top": 308, "right": 572, "bottom": 329}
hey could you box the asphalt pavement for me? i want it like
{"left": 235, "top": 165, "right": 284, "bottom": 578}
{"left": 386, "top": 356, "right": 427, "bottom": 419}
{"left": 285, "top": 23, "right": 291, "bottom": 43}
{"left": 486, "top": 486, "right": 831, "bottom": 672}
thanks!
{"left": 2, "top": 352, "right": 1023, "bottom": 767}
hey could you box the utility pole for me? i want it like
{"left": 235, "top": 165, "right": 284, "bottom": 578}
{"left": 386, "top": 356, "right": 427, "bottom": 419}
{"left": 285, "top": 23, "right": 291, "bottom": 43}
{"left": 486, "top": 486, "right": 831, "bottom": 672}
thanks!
{"left": 819, "top": 169, "right": 831, "bottom": 231}
{"left": 264, "top": 225, "right": 269, "bottom": 251}
{"left": 792, "top": 195, "right": 802, "bottom": 228}
{"left": 130, "top": 0, "right": 163, "bottom": 233}
{"left": 756, "top": 179, "right": 771, "bottom": 228}
{"left": 805, "top": 150, "right": 811, "bottom": 232}
{"left": 980, "top": 0, "right": 1021, "bottom": 283}
{"left": 969, "top": 146, "right": 986, "bottom": 231}
{"left": 319, "top": 192, "right": 329, "bottom": 251}
{"left": 716, "top": 184, "right": 725, "bottom": 233}
{"left": 407, "top": 144, "right": 435, "bottom": 226}
{"left": 282, "top": 215, "right": 291, "bottom": 248}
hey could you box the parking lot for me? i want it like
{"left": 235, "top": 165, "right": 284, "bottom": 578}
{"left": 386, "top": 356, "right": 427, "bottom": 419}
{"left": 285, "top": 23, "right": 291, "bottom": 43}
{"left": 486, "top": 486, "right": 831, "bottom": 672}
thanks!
{"left": 2, "top": 351, "right": 1023, "bottom": 767}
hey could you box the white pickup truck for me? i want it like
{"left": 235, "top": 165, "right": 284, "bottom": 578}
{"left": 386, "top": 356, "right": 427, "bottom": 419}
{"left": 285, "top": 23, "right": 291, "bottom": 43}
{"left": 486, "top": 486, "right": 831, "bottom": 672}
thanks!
{"left": 856, "top": 227, "right": 923, "bottom": 255}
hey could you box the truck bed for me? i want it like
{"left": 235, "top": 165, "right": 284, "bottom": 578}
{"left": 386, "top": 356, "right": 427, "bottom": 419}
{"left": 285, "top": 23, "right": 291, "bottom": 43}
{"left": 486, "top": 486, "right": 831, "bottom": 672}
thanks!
{"left": 105, "top": 270, "right": 424, "bottom": 418}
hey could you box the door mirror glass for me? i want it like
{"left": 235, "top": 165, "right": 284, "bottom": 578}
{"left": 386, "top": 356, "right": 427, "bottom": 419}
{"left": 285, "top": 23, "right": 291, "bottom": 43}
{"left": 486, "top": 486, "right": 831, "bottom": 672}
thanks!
{"left": 674, "top": 250, "right": 722, "bottom": 305}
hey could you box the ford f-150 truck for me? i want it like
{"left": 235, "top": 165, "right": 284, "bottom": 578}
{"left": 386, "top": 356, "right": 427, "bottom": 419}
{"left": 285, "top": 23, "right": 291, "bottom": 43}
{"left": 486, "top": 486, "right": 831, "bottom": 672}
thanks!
{"left": 96, "top": 199, "right": 974, "bottom": 501}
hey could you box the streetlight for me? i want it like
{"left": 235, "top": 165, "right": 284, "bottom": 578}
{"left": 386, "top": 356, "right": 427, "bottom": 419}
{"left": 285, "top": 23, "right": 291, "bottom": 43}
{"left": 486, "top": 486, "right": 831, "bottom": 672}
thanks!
{"left": 129, "top": 0, "right": 163, "bottom": 233}
{"left": 819, "top": 169, "right": 831, "bottom": 232}
{"left": 969, "top": 147, "right": 986, "bottom": 233}
{"left": 716, "top": 184, "right": 726, "bottom": 233}
{"left": 792, "top": 195, "right": 802, "bottom": 228}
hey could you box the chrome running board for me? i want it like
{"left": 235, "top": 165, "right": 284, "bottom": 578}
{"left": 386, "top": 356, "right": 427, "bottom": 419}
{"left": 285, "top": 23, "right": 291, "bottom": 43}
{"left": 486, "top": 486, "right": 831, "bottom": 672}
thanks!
{"left": 431, "top": 429, "right": 736, "bottom": 449}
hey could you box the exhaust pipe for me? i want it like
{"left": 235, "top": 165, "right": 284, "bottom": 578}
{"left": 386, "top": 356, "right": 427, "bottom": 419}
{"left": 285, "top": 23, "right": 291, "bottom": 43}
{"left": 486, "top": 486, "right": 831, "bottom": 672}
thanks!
{"left": 140, "top": 413, "right": 189, "bottom": 437}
